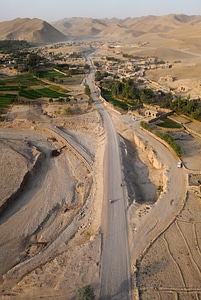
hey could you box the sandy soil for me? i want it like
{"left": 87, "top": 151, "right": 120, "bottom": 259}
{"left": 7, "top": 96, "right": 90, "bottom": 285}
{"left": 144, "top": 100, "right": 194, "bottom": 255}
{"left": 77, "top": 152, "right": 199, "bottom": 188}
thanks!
{"left": 0, "top": 101, "right": 201, "bottom": 299}
{"left": 113, "top": 114, "right": 201, "bottom": 300}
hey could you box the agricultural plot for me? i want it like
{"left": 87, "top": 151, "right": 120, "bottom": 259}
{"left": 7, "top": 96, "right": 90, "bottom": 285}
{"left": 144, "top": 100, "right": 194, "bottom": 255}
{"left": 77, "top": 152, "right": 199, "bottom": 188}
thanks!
{"left": 157, "top": 117, "right": 182, "bottom": 129}
{"left": 12, "top": 74, "right": 44, "bottom": 86}
{"left": 137, "top": 191, "right": 201, "bottom": 299}
{"left": 101, "top": 88, "right": 129, "bottom": 110}
{"left": 0, "top": 74, "right": 70, "bottom": 102}
{"left": 0, "top": 94, "right": 16, "bottom": 106}
{"left": 63, "top": 75, "right": 84, "bottom": 85}
{"left": 38, "top": 70, "right": 65, "bottom": 79}
{"left": 18, "top": 87, "right": 69, "bottom": 99}
{"left": 37, "top": 87, "right": 69, "bottom": 98}
{"left": 0, "top": 86, "right": 19, "bottom": 91}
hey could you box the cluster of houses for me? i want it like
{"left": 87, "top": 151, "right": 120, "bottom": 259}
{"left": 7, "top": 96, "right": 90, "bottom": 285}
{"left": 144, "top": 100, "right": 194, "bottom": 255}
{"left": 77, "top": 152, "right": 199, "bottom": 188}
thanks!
{"left": 93, "top": 55, "right": 168, "bottom": 83}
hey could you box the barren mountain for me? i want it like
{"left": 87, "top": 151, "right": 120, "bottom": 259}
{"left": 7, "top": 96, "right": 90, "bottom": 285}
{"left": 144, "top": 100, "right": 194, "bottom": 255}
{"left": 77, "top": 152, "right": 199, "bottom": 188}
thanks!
{"left": 0, "top": 18, "right": 67, "bottom": 43}
{"left": 52, "top": 14, "right": 201, "bottom": 41}
{"left": 1, "top": 14, "right": 201, "bottom": 46}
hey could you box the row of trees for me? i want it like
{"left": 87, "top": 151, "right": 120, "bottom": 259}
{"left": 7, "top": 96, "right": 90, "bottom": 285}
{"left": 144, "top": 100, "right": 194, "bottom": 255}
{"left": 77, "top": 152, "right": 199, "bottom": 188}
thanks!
{"left": 98, "top": 77, "right": 201, "bottom": 121}
{"left": 0, "top": 40, "right": 32, "bottom": 54}
{"left": 100, "top": 78, "right": 156, "bottom": 106}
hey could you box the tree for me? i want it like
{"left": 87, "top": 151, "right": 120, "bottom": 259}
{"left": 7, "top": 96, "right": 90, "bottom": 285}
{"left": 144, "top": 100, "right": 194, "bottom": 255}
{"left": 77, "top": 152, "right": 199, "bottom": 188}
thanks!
{"left": 76, "top": 285, "right": 95, "bottom": 300}
{"left": 84, "top": 64, "right": 90, "bottom": 72}
{"left": 85, "top": 84, "right": 91, "bottom": 97}
{"left": 25, "top": 53, "right": 42, "bottom": 74}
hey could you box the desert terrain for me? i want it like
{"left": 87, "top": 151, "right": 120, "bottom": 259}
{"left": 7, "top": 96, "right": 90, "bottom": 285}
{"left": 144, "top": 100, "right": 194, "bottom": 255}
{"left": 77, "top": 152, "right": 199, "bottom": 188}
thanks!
{"left": 0, "top": 17, "right": 201, "bottom": 298}
{"left": 0, "top": 91, "right": 201, "bottom": 299}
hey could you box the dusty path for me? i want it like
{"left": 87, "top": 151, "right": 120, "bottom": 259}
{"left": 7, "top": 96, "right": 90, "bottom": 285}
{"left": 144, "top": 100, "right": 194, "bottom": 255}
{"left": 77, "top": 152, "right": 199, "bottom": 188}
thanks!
{"left": 99, "top": 106, "right": 131, "bottom": 300}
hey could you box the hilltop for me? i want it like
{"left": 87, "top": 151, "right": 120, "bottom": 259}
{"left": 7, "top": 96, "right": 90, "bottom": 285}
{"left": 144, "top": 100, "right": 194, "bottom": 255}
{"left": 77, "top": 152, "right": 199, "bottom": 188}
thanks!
{"left": 0, "top": 18, "right": 67, "bottom": 43}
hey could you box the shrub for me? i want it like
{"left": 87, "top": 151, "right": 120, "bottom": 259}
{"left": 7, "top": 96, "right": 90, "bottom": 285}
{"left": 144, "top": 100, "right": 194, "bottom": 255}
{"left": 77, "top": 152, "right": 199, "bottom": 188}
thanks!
{"left": 76, "top": 285, "right": 95, "bottom": 300}
{"left": 155, "top": 130, "right": 184, "bottom": 157}
{"left": 140, "top": 121, "right": 150, "bottom": 131}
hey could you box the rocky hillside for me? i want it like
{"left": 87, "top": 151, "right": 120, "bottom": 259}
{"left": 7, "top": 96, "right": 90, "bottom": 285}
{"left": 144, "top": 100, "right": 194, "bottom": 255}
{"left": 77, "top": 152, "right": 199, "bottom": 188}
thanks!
{"left": 0, "top": 18, "right": 67, "bottom": 43}
{"left": 52, "top": 14, "right": 201, "bottom": 40}
{"left": 1, "top": 14, "right": 201, "bottom": 45}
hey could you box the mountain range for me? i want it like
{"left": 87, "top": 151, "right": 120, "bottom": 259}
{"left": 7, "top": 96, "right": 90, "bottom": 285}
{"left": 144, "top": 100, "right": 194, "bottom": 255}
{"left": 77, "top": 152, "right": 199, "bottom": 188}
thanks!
{"left": 1, "top": 14, "right": 201, "bottom": 44}
{"left": 52, "top": 14, "right": 201, "bottom": 40}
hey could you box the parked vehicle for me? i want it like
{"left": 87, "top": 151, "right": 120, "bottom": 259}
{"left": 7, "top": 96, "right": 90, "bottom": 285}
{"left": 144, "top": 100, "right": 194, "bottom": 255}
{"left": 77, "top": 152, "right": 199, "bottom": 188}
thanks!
{"left": 177, "top": 161, "right": 182, "bottom": 168}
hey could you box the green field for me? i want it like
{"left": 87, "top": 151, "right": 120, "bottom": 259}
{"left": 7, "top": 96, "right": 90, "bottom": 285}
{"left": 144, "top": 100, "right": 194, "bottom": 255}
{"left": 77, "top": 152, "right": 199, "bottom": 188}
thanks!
{"left": 13, "top": 74, "right": 44, "bottom": 86}
{"left": 36, "top": 88, "right": 69, "bottom": 98}
{"left": 38, "top": 70, "right": 65, "bottom": 79}
{"left": 101, "top": 89, "right": 129, "bottom": 111}
{"left": 0, "top": 73, "right": 71, "bottom": 116}
{"left": 18, "top": 88, "right": 41, "bottom": 99}
{"left": 0, "top": 73, "right": 70, "bottom": 100}
{"left": 49, "top": 85, "right": 69, "bottom": 93}
{"left": 0, "top": 86, "right": 20, "bottom": 91}
{"left": 19, "top": 87, "right": 69, "bottom": 99}
{"left": 0, "top": 94, "right": 16, "bottom": 106}
{"left": 157, "top": 117, "right": 182, "bottom": 129}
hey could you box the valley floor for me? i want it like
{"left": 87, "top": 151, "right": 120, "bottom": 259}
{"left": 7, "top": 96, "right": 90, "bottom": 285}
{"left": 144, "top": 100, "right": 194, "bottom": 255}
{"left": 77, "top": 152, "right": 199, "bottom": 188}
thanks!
{"left": 0, "top": 103, "right": 200, "bottom": 299}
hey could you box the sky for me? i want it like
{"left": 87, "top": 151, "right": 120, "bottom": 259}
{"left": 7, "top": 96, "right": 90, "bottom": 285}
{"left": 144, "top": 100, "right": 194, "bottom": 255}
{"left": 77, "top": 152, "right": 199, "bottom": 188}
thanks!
{"left": 1, "top": 0, "right": 201, "bottom": 22}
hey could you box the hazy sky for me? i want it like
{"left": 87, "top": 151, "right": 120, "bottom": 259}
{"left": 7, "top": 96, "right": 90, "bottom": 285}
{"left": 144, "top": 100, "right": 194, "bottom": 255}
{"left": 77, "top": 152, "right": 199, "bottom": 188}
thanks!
{"left": 1, "top": 0, "right": 201, "bottom": 22}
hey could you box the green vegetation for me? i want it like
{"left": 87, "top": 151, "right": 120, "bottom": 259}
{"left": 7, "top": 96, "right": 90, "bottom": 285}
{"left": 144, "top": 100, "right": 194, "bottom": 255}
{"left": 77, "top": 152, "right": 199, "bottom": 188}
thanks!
{"left": 16, "top": 74, "right": 44, "bottom": 86}
{"left": 0, "top": 94, "right": 16, "bottom": 106}
{"left": 154, "top": 57, "right": 165, "bottom": 65}
{"left": 37, "top": 87, "right": 68, "bottom": 98}
{"left": 93, "top": 61, "right": 100, "bottom": 67}
{"left": 85, "top": 84, "right": 91, "bottom": 97}
{"left": 140, "top": 120, "right": 183, "bottom": 158}
{"left": 25, "top": 53, "right": 45, "bottom": 74}
{"left": 19, "top": 88, "right": 41, "bottom": 99}
{"left": 95, "top": 71, "right": 109, "bottom": 81}
{"left": 122, "top": 53, "right": 142, "bottom": 59}
{"left": 140, "top": 121, "right": 150, "bottom": 131}
{"left": 97, "top": 77, "right": 201, "bottom": 122}
{"left": 100, "top": 78, "right": 147, "bottom": 105}
{"left": 19, "top": 87, "right": 69, "bottom": 99}
{"left": 106, "top": 56, "right": 120, "bottom": 62}
{"left": 169, "top": 96, "right": 201, "bottom": 121}
{"left": 157, "top": 117, "right": 182, "bottom": 129}
{"left": 0, "top": 40, "right": 32, "bottom": 53}
{"left": 0, "top": 85, "right": 19, "bottom": 91}
{"left": 76, "top": 285, "right": 95, "bottom": 300}
{"left": 0, "top": 94, "right": 17, "bottom": 118}
{"left": 69, "top": 52, "right": 83, "bottom": 58}
{"left": 48, "top": 85, "right": 69, "bottom": 93}
{"left": 38, "top": 69, "right": 65, "bottom": 79}
{"left": 101, "top": 88, "right": 129, "bottom": 110}
{"left": 0, "top": 73, "right": 70, "bottom": 119}
{"left": 0, "top": 45, "right": 88, "bottom": 118}
{"left": 155, "top": 130, "right": 184, "bottom": 157}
